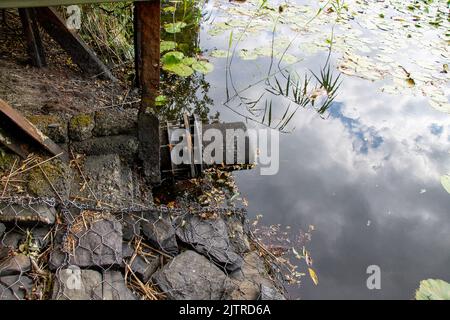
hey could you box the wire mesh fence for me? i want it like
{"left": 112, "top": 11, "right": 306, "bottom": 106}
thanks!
{"left": 0, "top": 195, "right": 285, "bottom": 300}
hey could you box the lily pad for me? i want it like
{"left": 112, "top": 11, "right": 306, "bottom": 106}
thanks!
{"left": 210, "top": 50, "right": 229, "bottom": 58}
{"left": 182, "top": 57, "right": 197, "bottom": 66}
{"left": 238, "top": 49, "right": 258, "bottom": 60}
{"left": 192, "top": 60, "right": 214, "bottom": 74}
{"left": 416, "top": 279, "right": 450, "bottom": 300}
{"left": 160, "top": 41, "right": 177, "bottom": 53}
{"left": 162, "top": 51, "right": 184, "bottom": 64}
{"left": 162, "top": 63, "right": 194, "bottom": 77}
{"left": 164, "top": 22, "right": 187, "bottom": 34}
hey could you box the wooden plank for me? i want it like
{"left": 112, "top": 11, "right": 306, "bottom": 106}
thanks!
{"left": 134, "top": 0, "right": 160, "bottom": 111}
{"left": 18, "top": 8, "right": 46, "bottom": 67}
{"left": 0, "top": 98, "right": 67, "bottom": 160}
{"left": 0, "top": 0, "right": 150, "bottom": 9}
{"left": 34, "top": 6, "right": 116, "bottom": 81}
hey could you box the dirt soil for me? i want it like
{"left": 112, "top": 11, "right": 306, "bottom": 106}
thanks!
{"left": 0, "top": 9, "right": 139, "bottom": 121}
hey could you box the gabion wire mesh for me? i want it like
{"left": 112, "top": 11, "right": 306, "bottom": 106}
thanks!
{"left": 0, "top": 196, "right": 281, "bottom": 301}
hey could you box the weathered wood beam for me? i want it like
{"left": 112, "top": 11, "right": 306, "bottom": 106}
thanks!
{"left": 18, "top": 8, "right": 46, "bottom": 67}
{"left": 34, "top": 6, "right": 116, "bottom": 81}
{"left": 0, "top": 0, "right": 149, "bottom": 9}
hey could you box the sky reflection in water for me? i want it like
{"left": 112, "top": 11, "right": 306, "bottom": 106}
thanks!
{"left": 195, "top": 0, "right": 450, "bottom": 299}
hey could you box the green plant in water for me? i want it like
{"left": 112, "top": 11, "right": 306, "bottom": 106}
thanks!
{"left": 416, "top": 279, "right": 450, "bottom": 300}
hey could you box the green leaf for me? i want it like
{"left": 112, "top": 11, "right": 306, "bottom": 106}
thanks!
{"left": 192, "top": 60, "right": 214, "bottom": 74}
{"left": 416, "top": 279, "right": 450, "bottom": 300}
{"left": 238, "top": 49, "right": 258, "bottom": 60}
{"left": 160, "top": 41, "right": 177, "bottom": 53}
{"left": 161, "top": 51, "right": 184, "bottom": 65}
{"left": 182, "top": 57, "right": 196, "bottom": 66}
{"left": 440, "top": 175, "right": 450, "bottom": 194}
{"left": 155, "top": 95, "right": 168, "bottom": 107}
{"left": 164, "top": 22, "right": 187, "bottom": 34}
{"left": 210, "top": 50, "right": 229, "bottom": 58}
{"left": 162, "top": 63, "right": 194, "bottom": 77}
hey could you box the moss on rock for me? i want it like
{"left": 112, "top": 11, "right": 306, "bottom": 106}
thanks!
{"left": 27, "top": 115, "right": 68, "bottom": 143}
{"left": 27, "top": 160, "right": 69, "bottom": 197}
{"left": 69, "top": 113, "right": 95, "bottom": 141}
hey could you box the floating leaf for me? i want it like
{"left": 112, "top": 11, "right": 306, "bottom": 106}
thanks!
{"left": 440, "top": 175, "right": 450, "bottom": 194}
{"left": 160, "top": 41, "right": 177, "bottom": 53}
{"left": 238, "top": 49, "right": 258, "bottom": 60}
{"left": 164, "top": 22, "right": 187, "bottom": 34}
{"left": 416, "top": 279, "right": 450, "bottom": 300}
{"left": 308, "top": 268, "right": 319, "bottom": 285}
{"left": 182, "top": 57, "right": 196, "bottom": 66}
{"left": 210, "top": 49, "right": 229, "bottom": 58}
{"left": 192, "top": 60, "right": 214, "bottom": 74}
{"left": 162, "top": 63, "right": 194, "bottom": 77}
{"left": 161, "top": 51, "right": 184, "bottom": 64}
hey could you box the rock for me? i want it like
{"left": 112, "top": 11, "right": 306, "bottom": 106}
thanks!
{"left": 129, "top": 255, "right": 160, "bottom": 283}
{"left": 259, "top": 285, "right": 286, "bottom": 300}
{"left": 70, "top": 135, "right": 139, "bottom": 157}
{"left": 0, "top": 203, "right": 56, "bottom": 224}
{"left": 31, "top": 226, "right": 51, "bottom": 249}
{"left": 93, "top": 109, "right": 138, "bottom": 136}
{"left": 52, "top": 268, "right": 102, "bottom": 300}
{"left": 226, "top": 217, "right": 251, "bottom": 254}
{"left": 0, "top": 254, "right": 31, "bottom": 276}
{"left": 174, "top": 214, "right": 243, "bottom": 272}
{"left": 27, "top": 114, "right": 68, "bottom": 143}
{"left": 26, "top": 160, "right": 71, "bottom": 197}
{"left": 0, "top": 223, "right": 4, "bottom": 238}
{"left": 138, "top": 112, "right": 160, "bottom": 185}
{"left": 0, "top": 230, "right": 23, "bottom": 250}
{"left": 48, "top": 246, "right": 67, "bottom": 270}
{"left": 64, "top": 214, "right": 122, "bottom": 268}
{"left": 69, "top": 113, "right": 95, "bottom": 141}
{"left": 102, "top": 271, "right": 137, "bottom": 300}
{"left": 122, "top": 242, "right": 134, "bottom": 259}
{"left": 71, "top": 154, "right": 143, "bottom": 208}
{"left": 0, "top": 275, "right": 33, "bottom": 300}
{"left": 229, "top": 251, "right": 277, "bottom": 300}
{"left": 153, "top": 250, "right": 235, "bottom": 300}
{"left": 121, "top": 213, "right": 141, "bottom": 241}
{"left": 141, "top": 210, "right": 178, "bottom": 255}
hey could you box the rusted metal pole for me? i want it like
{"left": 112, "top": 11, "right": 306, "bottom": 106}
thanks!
{"left": 18, "top": 8, "right": 46, "bottom": 68}
{"left": 34, "top": 7, "right": 116, "bottom": 81}
{"left": 135, "top": 1, "right": 161, "bottom": 185}
{"left": 134, "top": 0, "right": 160, "bottom": 111}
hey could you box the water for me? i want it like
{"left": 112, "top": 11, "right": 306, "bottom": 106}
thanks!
{"left": 162, "top": 0, "right": 450, "bottom": 299}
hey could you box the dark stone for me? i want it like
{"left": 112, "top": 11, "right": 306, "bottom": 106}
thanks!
{"left": 138, "top": 112, "right": 160, "bottom": 185}
{"left": 1, "top": 231, "right": 24, "bottom": 250}
{"left": 226, "top": 217, "right": 251, "bottom": 254}
{"left": 0, "top": 203, "right": 56, "bottom": 224}
{"left": 0, "top": 275, "right": 33, "bottom": 300}
{"left": 153, "top": 250, "right": 235, "bottom": 300}
{"left": 259, "top": 285, "right": 286, "bottom": 300}
{"left": 229, "top": 251, "right": 276, "bottom": 300}
{"left": 122, "top": 242, "right": 134, "bottom": 259}
{"left": 129, "top": 255, "right": 159, "bottom": 283}
{"left": 0, "top": 254, "right": 31, "bottom": 276}
{"left": 70, "top": 135, "right": 139, "bottom": 157}
{"left": 141, "top": 210, "right": 178, "bottom": 255}
{"left": 64, "top": 216, "right": 122, "bottom": 268}
{"left": 102, "top": 271, "right": 137, "bottom": 300}
{"left": 93, "top": 109, "right": 138, "bottom": 136}
{"left": 52, "top": 268, "right": 102, "bottom": 300}
{"left": 174, "top": 214, "right": 243, "bottom": 272}
{"left": 31, "top": 226, "right": 51, "bottom": 249}
{"left": 48, "top": 246, "right": 67, "bottom": 270}
{"left": 122, "top": 213, "right": 141, "bottom": 241}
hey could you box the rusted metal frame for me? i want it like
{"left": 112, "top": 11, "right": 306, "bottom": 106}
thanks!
{"left": 18, "top": 8, "right": 46, "bottom": 67}
{"left": 0, "top": 98, "right": 67, "bottom": 160}
{"left": 33, "top": 6, "right": 116, "bottom": 81}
